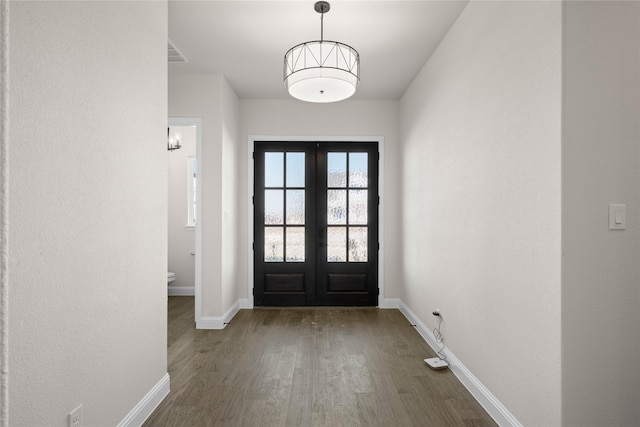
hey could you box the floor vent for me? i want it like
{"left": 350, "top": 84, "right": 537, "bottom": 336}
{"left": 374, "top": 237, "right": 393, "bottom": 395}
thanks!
{"left": 168, "top": 39, "right": 187, "bottom": 63}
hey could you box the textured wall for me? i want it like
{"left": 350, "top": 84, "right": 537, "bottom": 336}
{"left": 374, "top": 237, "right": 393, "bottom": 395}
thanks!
{"left": 7, "top": 1, "right": 167, "bottom": 425}
{"left": 399, "top": 2, "right": 562, "bottom": 425}
{"left": 562, "top": 2, "right": 640, "bottom": 425}
{"left": 0, "top": 1, "right": 8, "bottom": 425}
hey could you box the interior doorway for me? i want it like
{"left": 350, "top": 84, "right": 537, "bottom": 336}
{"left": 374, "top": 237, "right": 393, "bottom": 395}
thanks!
{"left": 253, "top": 141, "right": 379, "bottom": 306}
{"left": 168, "top": 118, "right": 201, "bottom": 320}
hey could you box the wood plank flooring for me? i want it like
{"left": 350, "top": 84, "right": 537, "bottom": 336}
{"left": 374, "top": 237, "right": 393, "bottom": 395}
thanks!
{"left": 144, "top": 297, "right": 496, "bottom": 427}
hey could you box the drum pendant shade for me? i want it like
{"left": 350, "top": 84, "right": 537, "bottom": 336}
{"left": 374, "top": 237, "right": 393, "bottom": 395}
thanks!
{"left": 283, "top": 2, "right": 360, "bottom": 103}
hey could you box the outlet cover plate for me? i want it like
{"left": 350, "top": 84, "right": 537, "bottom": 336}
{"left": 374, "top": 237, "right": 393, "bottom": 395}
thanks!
{"left": 68, "top": 404, "right": 82, "bottom": 427}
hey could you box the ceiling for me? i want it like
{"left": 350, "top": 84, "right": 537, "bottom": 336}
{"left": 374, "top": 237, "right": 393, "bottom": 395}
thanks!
{"left": 168, "top": 1, "right": 469, "bottom": 101}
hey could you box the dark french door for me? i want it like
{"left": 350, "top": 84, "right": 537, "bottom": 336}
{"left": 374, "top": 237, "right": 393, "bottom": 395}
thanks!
{"left": 254, "top": 141, "right": 378, "bottom": 306}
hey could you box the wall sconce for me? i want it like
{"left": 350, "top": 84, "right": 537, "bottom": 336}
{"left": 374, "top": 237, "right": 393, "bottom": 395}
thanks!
{"left": 168, "top": 127, "right": 182, "bottom": 151}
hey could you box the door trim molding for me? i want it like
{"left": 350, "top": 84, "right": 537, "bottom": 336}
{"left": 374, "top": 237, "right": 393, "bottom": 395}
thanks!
{"left": 247, "top": 135, "right": 385, "bottom": 308}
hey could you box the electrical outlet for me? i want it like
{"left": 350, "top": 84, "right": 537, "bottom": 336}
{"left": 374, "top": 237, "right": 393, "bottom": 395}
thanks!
{"left": 68, "top": 405, "right": 82, "bottom": 427}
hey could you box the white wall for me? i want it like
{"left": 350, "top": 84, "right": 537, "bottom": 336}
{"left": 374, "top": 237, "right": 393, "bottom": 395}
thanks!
{"left": 168, "top": 74, "right": 240, "bottom": 320}
{"left": 1, "top": 1, "right": 8, "bottom": 423}
{"left": 169, "top": 74, "right": 223, "bottom": 318}
{"left": 221, "top": 79, "right": 240, "bottom": 310}
{"left": 562, "top": 2, "right": 640, "bottom": 425}
{"left": 238, "top": 99, "right": 401, "bottom": 304}
{"left": 399, "top": 2, "right": 562, "bottom": 425}
{"left": 6, "top": 1, "right": 168, "bottom": 425}
{"left": 168, "top": 125, "right": 196, "bottom": 290}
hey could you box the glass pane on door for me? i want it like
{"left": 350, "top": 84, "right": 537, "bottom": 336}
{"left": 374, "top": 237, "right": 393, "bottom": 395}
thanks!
{"left": 349, "top": 152, "right": 368, "bottom": 187}
{"left": 328, "top": 153, "right": 347, "bottom": 187}
{"left": 286, "top": 153, "right": 305, "bottom": 187}
{"left": 265, "top": 190, "right": 284, "bottom": 224}
{"left": 263, "top": 151, "right": 306, "bottom": 263}
{"left": 265, "top": 153, "right": 284, "bottom": 187}
{"left": 265, "top": 227, "right": 284, "bottom": 262}
{"left": 327, "top": 227, "right": 347, "bottom": 262}
{"left": 348, "top": 227, "right": 368, "bottom": 262}
{"left": 286, "top": 190, "right": 305, "bottom": 225}
{"left": 327, "top": 190, "right": 347, "bottom": 225}
{"left": 326, "top": 152, "right": 369, "bottom": 263}
{"left": 286, "top": 227, "right": 305, "bottom": 262}
{"left": 348, "top": 190, "right": 368, "bottom": 225}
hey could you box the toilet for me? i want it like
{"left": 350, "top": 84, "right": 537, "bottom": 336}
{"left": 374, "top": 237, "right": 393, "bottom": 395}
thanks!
{"left": 168, "top": 272, "right": 176, "bottom": 284}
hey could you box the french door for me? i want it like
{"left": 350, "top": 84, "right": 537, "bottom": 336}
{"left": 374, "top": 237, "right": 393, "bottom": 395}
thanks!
{"left": 254, "top": 141, "right": 378, "bottom": 306}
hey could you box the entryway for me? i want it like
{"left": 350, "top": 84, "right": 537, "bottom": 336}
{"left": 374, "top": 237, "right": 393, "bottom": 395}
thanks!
{"left": 253, "top": 141, "right": 379, "bottom": 306}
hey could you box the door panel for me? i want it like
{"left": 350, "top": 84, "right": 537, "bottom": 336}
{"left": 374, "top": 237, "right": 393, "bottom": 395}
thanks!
{"left": 317, "top": 143, "right": 378, "bottom": 305}
{"left": 254, "top": 142, "right": 316, "bottom": 306}
{"left": 254, "top": 141, "right": 378, "bottom": 306}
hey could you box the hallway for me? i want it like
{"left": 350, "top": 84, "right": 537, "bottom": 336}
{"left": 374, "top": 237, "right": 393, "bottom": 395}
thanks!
{"left": 144, "top": 297, "right": 495, "bottom": 426}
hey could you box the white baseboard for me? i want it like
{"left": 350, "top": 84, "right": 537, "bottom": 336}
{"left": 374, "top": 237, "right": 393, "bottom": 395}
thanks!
{"left": 398, "top": 301, "right": 522, "bottom": 427}
{"left": 117, "top": 373, "right": 170, "bottom": 427}
{"left": 168, "top": 286, "right": 194, "bottom": 296}
{"left": 239, "top": 298, "right": 252, "bottom": 309}
{"left": 197, "top": 300, "right": 240, "bottom": 329}
{"left": 379, "top": 298, "right": 400, "bottom": 308}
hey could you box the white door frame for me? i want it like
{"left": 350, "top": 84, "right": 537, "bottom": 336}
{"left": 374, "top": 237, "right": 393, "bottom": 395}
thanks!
{"left": 247, "top": 135, "right": 385, "bottom": 308}
{"left": 169, "top": 117, "right": 202, "bottom": 321}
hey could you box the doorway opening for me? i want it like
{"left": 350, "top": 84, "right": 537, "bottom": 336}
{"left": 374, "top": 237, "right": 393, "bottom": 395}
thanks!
{"left": 253, "top": 141, "right": 379, "bottom": 306}
{"left": 168, "top": 118, "right": 201, "bottom": 320}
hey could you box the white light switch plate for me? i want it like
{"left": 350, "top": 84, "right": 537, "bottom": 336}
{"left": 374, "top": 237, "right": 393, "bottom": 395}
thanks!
{"left": 609, "top": 204, "right": 626, "bottom": 230}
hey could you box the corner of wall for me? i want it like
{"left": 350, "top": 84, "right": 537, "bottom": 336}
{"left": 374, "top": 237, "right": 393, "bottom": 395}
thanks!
{"left": 196, "top": 299, "right": 240, "bottom": 329}
{"left": 221, "top": 75, "right": 241, "bottom": 311}
{"left": 0, "top": 0, "right": 9, "bottom": 424}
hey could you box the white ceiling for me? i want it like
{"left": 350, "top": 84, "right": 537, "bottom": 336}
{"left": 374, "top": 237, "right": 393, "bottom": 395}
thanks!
{"left": 168, "top": 1, "right": 469, "bottom": 100}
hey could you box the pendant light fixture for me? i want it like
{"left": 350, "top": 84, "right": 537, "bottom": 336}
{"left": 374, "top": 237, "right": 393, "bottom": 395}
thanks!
{"left": 284, "top": 1, "right": 360, "bottom": 103}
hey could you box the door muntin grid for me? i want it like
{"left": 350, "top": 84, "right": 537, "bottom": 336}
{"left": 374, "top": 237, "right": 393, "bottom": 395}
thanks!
{"left": 326, "top": 152, "right": 369, "bottom": 263}
{"left": 264, "top": 152, "right": 306, "bottom": 263}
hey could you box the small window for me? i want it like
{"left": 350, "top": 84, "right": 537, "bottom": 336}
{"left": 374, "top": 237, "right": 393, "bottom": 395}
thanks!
{"left": 187, "top": 157, "right": 196, "bottom": 226}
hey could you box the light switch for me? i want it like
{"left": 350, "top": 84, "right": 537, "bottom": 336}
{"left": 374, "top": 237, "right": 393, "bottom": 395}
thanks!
{"left": 615, "top": 211, "right": 623, "bottom": 224}
{"left": 609, "top": 204, "right": 626, "bottom": 230}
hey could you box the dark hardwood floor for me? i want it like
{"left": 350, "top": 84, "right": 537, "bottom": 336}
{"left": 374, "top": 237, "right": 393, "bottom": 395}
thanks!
{"left": 144, "top": 297, "right": 496, "bottom": 427}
